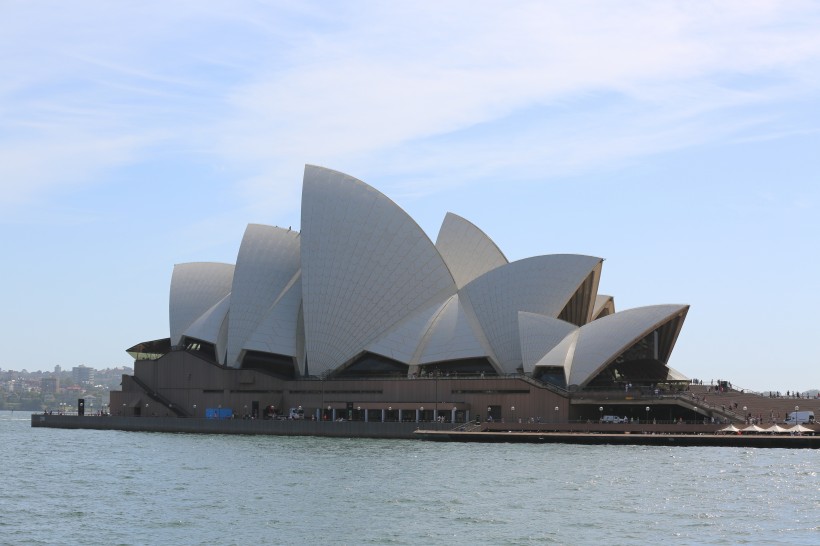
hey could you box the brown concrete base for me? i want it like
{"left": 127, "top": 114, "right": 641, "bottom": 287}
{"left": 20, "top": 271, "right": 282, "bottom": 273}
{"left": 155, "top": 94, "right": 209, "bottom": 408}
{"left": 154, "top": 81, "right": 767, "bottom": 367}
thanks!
{"left": 31, "top": 414, "right": 818, "bottom": 448}
{"left": 31, "top": 413, "right": 426, "bottom": 439}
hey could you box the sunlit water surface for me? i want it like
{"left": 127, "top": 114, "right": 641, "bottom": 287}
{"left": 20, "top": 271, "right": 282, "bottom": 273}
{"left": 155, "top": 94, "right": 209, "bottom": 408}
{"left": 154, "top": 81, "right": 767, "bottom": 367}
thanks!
{"left": 2, "top": 411, "right": 817, "bottom": 545}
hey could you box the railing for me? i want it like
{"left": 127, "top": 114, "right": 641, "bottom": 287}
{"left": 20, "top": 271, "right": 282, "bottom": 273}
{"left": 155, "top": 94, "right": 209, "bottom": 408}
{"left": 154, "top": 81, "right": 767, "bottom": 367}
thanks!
{"left": 451, "top": 422, "right": 483, "bottom": 432}
{"left": 670, "top": 391, "right": 743, "bottom": 422}
{"left": 129, "top": 375, "right": 189, "bottom": 417}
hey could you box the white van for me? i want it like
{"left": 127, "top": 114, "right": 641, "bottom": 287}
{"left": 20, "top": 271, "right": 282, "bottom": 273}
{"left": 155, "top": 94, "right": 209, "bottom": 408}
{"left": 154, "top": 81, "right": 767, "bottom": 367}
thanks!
{"left": 601, "top": 415, "right": 627, "bottom": 423}
{"left": 784, "top": 411, "right": 814, "bottom": 424}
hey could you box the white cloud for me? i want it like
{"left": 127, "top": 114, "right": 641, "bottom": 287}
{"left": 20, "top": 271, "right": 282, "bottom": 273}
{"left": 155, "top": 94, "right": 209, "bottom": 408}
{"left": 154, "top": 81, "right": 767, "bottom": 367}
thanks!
{"left": 215, "top": 1, "right": 820, "bottom": 199}
{"left": 3, "top": 1, "right": 820, "bottom": 214}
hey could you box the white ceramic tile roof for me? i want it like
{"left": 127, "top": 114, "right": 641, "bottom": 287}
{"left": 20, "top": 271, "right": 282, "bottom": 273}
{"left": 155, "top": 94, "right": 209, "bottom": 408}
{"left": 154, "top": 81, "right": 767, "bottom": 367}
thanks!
{"left": 242, "top": 275, "right": 302, "bottom": 359}
{"left": 417, "top": 294, "right": 489, "bottom": 364}
{"left": 169, "top": 262, "right": 234, "bottom": 346}
{"left": 518, "top": 312, "right": 578, "bottom": 374}
{"left": 366, "top": 298, "right": 446, "bottom": 364}
{"left": 666, "top": 366, "right": 689, "bottom": 381}
{"left": 300, "top": 165, "right": 457, "bottom": 375}
{"left": 183, "top": 293, "right": 231, "bottom": 362}
{"left": 435, "top": 212, "right": 508, "bottom": 289}
{"left": 226, "top": 224, "right": 301, "bottom": 367}
{"left": 532, "top": 328, "right": 581, "bottom": 384}
{"left": 461, "top": 254, "right": 603, "bottom": 373}
{"left": 592, "top": 294, "right": 615, "bottom": 320}
{"left": 162, "top": 166, "right": 689, "bottom": 382}
{"left": 565, "top": 304, "right": 690, "bottom": 387}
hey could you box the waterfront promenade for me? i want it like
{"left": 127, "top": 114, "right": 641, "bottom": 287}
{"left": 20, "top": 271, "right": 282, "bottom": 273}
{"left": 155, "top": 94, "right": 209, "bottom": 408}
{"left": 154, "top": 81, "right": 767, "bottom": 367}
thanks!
{"left": 31, "top": 413, "right": 817, "bottom": 448}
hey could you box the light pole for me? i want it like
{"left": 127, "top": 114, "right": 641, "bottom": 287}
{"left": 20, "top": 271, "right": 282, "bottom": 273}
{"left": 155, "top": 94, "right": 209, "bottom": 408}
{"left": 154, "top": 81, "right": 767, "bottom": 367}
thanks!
{"left": 145, "top": 403, "right": 149, "bottom": 417}
{"left": 794, "top": 405, "right": 799, "bottom": 427}
{"left": 420, "top": 406, "right": 424, "bottom": 423}
{"left": 192, "top": 404, "right": 197, "bottom": 418}
{"left": 646, "top": 406, "right": 650, "bottom": 424}
{"left": 599, "top": 406, "right": 603, "bottom": 422}
{"left": 487, "top": 406, "right": 492, "bottom": 422}
{"left": 743, "top": 406, "right": 747, "bottom": 424}
{"left": 554, "top": 406, "right": 559, "bottom": 424}
{"left": 434, "top": 372, "right": 438, "bottom": 424}
{"left": 357, "top": 406, "right": 361, "bottom": 421}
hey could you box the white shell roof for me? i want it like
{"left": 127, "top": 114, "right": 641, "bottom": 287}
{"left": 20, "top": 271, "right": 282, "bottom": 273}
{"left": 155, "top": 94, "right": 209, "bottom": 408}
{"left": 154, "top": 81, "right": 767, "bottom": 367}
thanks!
{"left": 161, "top": 166, "right": 689, "bottom": 382}
{"left": 417, "top": 294, "right": 489, "bottom": 364}
{"left": 367, "top": 294, "right": 490, "bottom": 366}
{"left": 183, "top": 293, "right": 231, "bottom": 362}
{"left": 555, "top": 304, "right": 690, "bottom": 387}
{"left": 226, "top": 224, "right": 301, "bottom": 367}
{"left": 300, "top": 165, "right": 457, "bottom": 375}
{"left": 534, "top": 328, "right": 581, "bottom": 383}
{"left": 666, "top": 366, "right": 689, "bottom": 381}
{"left": 518, "top": 312, "right": 578, "bottom": 374}
{"left": 435, "top": 212, "right": 508, "bottom": 289}
{"left": 461, "top": 254, "right": 603, "bottom": 373}
{"left": 242, "top": 275, "right": 302, "bottom": 361}
{"left": 592, "top": 295, "right": 615, "bottom": 320}
{"left": 366, "top": 298, "right": 446, "bottom": 364}
{"left": 169, "top": 262, "right": 234, "bottom": 346}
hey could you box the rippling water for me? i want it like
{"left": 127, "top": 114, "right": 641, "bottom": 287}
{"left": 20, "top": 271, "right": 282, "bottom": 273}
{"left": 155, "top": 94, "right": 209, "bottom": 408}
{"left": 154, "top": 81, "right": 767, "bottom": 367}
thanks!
{"left": 2, "top": 411, "right": 818, "bottom": 545}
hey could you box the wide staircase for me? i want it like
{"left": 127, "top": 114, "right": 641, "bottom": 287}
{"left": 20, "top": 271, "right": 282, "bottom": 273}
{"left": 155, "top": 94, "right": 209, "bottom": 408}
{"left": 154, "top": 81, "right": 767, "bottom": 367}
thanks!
{"left": 685, "top": 383, "right": 819, "bottom": 424}
{"left": 127, "top": 375, "right": 190, "bottom": 417}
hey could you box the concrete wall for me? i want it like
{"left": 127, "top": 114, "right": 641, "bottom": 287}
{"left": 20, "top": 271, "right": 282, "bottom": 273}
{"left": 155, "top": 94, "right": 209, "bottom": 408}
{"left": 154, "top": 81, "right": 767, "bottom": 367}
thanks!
{"left": 32, "top": 414, "right": 428, "bottom": 439}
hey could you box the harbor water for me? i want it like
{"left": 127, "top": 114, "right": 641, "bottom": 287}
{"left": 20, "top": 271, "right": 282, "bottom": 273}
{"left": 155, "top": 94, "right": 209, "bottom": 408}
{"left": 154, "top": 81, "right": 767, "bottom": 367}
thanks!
{"left": 3, "top": 411, "right": 818, "bottom": 545}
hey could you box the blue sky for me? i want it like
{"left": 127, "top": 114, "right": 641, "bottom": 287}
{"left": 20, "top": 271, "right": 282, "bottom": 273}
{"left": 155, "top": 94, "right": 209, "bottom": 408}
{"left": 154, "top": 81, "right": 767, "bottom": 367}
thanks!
{"left": 2, "top": 1, "right": 818, "bottom": 393}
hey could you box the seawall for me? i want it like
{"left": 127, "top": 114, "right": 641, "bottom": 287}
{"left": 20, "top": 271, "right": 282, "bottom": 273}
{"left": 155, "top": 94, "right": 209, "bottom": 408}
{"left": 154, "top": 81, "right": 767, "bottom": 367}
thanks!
{"left": 31, "top": 414, "right": 423, "bottom": 439}
{"left": 30, "top": 414, "right": 818, "bottom": 448}
{"left": 412, "top": 430, "right": 819, "bottom": 448}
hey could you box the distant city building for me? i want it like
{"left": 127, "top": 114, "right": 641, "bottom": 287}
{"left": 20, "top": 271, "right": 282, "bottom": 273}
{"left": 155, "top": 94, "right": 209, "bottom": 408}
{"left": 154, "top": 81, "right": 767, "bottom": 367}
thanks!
{"left": 41, "top": 376, "right": 59, "bottom": 394}
{"left": 54, "top": 365, "right": 62, "bottom": 374}
{"left": 72, "top": 365, "right": 95, "bottom": 385}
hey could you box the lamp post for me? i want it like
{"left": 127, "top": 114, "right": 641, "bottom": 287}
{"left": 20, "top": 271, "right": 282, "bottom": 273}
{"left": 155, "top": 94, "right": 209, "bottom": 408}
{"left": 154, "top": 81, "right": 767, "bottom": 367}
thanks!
{"left": 646, "top": 406, "right": 650, "bottom": 424}
{"left": 192, "top": 404, "right": 197, "bottom": 418}
{"left": 357, "top": 406, "right": 361, "bottom": 421}
{"left": 487, "top": 406, "right": 492, "bottom": 422}
{"left": 743, "top": 406, "right": 747, "bottom": 424}
{"left": 419, "top": 406, "right": 424, "bottom": 423}
{"left": 145, "top": 403, "right": 149, "bottom": 417}
{"left": 794, "top": 405, "right": 799, "bottom": 427}
{"left": 511, "top": 405, "right": 516, "bottom": 424}
{"left": 599, "top": 406, "right": 603, "bottom": 422}
{"left": 434, "top": 372, "right": 438, "bottom": 424}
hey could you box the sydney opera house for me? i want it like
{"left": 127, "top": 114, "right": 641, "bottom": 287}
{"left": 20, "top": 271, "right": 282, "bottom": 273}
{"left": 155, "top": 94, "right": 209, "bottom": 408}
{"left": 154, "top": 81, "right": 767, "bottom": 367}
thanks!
{"left": 110, "top": 165, "right": 692, "bottom": 425}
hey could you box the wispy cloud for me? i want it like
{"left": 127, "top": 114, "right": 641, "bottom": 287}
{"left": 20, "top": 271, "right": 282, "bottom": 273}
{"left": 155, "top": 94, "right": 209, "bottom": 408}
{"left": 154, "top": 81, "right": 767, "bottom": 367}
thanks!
{"left": 3, "top": 1, "right": 820, "bottom": 216}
